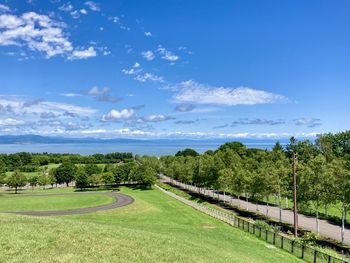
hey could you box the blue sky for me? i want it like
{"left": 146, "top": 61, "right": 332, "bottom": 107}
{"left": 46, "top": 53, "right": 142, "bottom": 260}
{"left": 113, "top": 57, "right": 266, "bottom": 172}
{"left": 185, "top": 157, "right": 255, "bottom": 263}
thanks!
{"left": 0, "top": 0, "right": 349, "bottom": 139}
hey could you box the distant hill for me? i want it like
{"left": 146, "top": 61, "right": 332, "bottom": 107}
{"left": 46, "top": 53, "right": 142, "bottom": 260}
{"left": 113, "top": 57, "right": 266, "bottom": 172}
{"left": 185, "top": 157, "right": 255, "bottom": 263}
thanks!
{"left": 0, "top": 134, "right": 292, "bottom": 145}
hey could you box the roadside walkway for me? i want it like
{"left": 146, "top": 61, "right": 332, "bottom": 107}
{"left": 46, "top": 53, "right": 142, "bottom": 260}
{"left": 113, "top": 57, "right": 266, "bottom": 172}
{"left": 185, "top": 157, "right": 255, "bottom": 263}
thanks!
{"left": 160, "top": 175, "right": 350, "bottom": 245}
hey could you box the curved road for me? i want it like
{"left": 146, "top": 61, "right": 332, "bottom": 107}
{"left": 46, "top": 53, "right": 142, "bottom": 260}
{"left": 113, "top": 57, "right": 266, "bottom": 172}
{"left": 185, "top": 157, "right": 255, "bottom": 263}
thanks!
{"left": 5, "top": 191, "right": 134, "bottom": 216}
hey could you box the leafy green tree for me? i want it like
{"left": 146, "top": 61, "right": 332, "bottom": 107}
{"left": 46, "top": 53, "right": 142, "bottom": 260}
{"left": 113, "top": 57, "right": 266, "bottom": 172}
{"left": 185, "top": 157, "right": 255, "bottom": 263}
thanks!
{"left": 54, "top": 163, "right": 77, "bottom": 186}
{"left": 7, "top": 171, "right": 27, "bottom": 194}
{"left": 28, "top": 176, "right": 39, "bottom": 190}
{"left": 101, "top": 172, "right": 115, "bottom": 185}
{"left": 175, "top": 148, "right": 199, "bottom": 157}
{"left": 298, "top": 155, "right": 329, "bottom": 233}
{"left": 88, "top": 174, "right": 101, "bottom": 186}
{"left": 329, "top": 158, "right": 350, "bottom": 243}
{"left": 75, "top": 166, "right": 89, "bottom": 190}
{"left": 84, "top": 164, "right": 102, "bottom": 176}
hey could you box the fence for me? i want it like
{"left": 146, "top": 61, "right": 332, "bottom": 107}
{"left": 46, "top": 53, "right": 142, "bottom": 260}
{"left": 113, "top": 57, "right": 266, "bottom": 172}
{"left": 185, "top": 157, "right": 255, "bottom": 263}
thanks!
{"left": 155, "top": 184, "right": 349, "bottom": 263}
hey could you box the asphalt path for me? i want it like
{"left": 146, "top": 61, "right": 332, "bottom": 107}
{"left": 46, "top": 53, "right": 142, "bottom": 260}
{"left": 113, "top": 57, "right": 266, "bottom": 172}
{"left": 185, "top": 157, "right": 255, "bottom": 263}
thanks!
{"left": 160, "top": 175, "right": 350, "bottom": 245}
{"left": 4, "top": 191, "right": 134, "bottom": 216}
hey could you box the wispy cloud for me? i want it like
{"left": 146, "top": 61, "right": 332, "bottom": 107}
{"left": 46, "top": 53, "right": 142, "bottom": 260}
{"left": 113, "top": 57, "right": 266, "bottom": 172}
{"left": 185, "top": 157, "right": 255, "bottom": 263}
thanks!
{"left": 172, "top": 80, "right": 287, "bottom": 106}
{"left": 174, "top": 104, "right": 195, "bottom": 112}
{"left": 69, "top": 47, "right": 97, "bottom": 60}
{"left": 144, "top": 31, "right": 152, "bottom": 37}
{"left": 175, "top": 119, "right": 201, "bottom": 125}
{"left": 60, "top": 93, "right": 82, "bottom": 97}
{"left": 141, "top": 114, "right": 175, "bottom": 122}
{"left": 294, "top": 118, "right": 321, "bottom": 128}
{"left": 85, "top": 1, "right": 100, "bottom": 12}
{"left": 0, "top": 4, "right": 10, "bottom": 13}
{"left": 87, "top": 86, "right": 120, "bottom": 103}
{"left": 231, "top": 118, "right": 285, "bottom": 126}
{"left": 141, "top": 50, "right": 155, "bottom": 61}
{"left": 135, "top": 73, "right": 164, "bottom": 83}
{"left": 156, "top": 45, "right": 179, "bottom": 62}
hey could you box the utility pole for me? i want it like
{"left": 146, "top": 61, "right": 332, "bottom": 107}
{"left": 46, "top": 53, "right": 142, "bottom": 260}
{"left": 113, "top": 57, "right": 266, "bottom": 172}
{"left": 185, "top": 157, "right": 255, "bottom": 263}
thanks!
{"left": 292, "top": 140, "right": 298, "bottom": 237}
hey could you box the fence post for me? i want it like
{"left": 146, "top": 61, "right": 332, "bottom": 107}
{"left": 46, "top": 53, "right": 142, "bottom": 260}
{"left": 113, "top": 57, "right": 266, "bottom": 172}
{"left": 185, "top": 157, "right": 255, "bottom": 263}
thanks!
{"left": 301, "top": 245, "right": 305, "bottom": 259}
{"left": 313, "top": 250, "right": 317, "bottom": 263}
{"left": 253, "top": 224, "right": 255, "bottom": 235}
{"left": 259, "top": 227, "right": 262, "bottom": 238}
{"left": 291, "top": 240, "right": 294, "bottom": 253}
{"left": 265, "top": 230, "right": 268, "bottom": 241}
{"left": 281, "top": 236, "right": 284, "bottom": 249}
{"left": 273, "top": 232, "right": 276, "bottom": 245}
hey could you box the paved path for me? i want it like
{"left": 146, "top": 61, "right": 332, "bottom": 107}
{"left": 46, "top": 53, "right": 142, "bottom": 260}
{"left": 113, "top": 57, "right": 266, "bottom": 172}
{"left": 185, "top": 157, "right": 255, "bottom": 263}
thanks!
{"left": 5, "top": 191, "right": 134, "bottom": 216}
{"left": 160, "top": 175, "right": 350, "bottom": 245}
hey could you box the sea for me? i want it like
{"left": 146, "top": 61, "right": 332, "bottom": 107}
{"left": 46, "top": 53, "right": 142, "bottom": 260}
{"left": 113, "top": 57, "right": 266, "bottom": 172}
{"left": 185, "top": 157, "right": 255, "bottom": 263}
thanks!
{"left": 0, "top": 140, "right": 283, "bottom": 156}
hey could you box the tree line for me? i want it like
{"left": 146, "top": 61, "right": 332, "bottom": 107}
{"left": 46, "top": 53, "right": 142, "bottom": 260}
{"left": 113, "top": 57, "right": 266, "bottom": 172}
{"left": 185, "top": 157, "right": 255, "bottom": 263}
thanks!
{"left": 158, "top": 130, "right": 350, "bottom": 243}
{"left": 1, "top": 159, "right": 157, "bottom": 193}
{"left": 0, "top": 152, "right": 133, "bottom": 172}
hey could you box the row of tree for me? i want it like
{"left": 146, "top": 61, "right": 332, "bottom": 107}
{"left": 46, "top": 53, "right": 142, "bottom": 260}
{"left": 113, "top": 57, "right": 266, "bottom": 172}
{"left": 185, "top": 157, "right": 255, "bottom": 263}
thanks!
{"left": 1, "top": 160, "right": 157, "bottom": 193}
{"left": 0, "top": 152, "right": 133, "bottom": 172}
{"left": 158, "top": 131, "right": 350, "bottom": 243}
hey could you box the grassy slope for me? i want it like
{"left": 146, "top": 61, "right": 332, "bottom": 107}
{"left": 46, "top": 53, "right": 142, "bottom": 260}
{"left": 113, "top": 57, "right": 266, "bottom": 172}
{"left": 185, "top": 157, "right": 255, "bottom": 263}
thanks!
{"left": 0, "top": 187, "right": 302, "bottom": 263}
{"left": 0, "top": 194, "right": 114, "bottom": 211}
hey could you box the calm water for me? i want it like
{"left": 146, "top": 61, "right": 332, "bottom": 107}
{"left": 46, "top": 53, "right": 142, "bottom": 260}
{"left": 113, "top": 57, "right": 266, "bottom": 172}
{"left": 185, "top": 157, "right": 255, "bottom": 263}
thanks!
{"left": 0, "top": 141, "right": 277, "bottom": 156}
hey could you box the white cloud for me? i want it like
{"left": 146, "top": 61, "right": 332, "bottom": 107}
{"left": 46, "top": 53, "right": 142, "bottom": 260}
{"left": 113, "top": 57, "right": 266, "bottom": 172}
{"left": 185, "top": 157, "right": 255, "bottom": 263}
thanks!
{"left": 85, "top": 1, "right": 101, "bottom": 12}
{"left": 58, "top": 3, "right": 74, "bottom": 12}
{"left": 102, "top": 109, "right": 135, "bottom": 121}
{"left": 156, "top": 46, "right": 179, "bottom": 61}
{"left": 69, "top": 46, "right": 96, "bottom": 60}
{"left": 0, "top": 4, "right": 10, "bottom": 13}
{"left": 0, "top": 12, "right": 97, "bottom": 59}
{"left": 174, "top": 104, "right": 195, "bottom": 112}
{"left": 108, "top": 16, "right": 119, "bottom": 23}
{"left": 59, "top": 93, "right": 82, "bottom": 97}
{"left": 122, "top": 62, "right": 142, "bottom": 75}
{"left": 0, "top": 97, "right": 96, "bottom": 117}
{"left": 141, "top": 114, "right": 175, "bottom": 122}
{"left": 134, "top": 73, "right": 163, "bottom": 83}
{"left": 80, "top": 9, "right": 88, "bottom": 15}
{"left": 144, "top": 31, "right": 152, "bottom": 37}
{"left": 294, "top": 118, "right": 321, "bottom": 128}
{"left": 0, "top": 118, "right": 25, "bottom": 126}
{"left": 141, "top": 50, "right": 155, "bottom": 61}
{"left": 172, "top": 80, "right": 287, "bottom": 106}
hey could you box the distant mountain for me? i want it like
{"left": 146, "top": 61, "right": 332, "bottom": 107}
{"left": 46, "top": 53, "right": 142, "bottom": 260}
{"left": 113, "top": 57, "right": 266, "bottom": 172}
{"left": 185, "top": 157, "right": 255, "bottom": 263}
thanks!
{"left": 0, "top": 134, "right": 291, "bottom": 145}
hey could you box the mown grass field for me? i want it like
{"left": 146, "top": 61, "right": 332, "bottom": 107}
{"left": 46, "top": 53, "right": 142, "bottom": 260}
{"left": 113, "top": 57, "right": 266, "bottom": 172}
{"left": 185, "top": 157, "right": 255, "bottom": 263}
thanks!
{"left": 0, "top": 194, "right": 113, "bottom": 211}
{"left": 0, "top": 186, "right": 302, "bottom": 263}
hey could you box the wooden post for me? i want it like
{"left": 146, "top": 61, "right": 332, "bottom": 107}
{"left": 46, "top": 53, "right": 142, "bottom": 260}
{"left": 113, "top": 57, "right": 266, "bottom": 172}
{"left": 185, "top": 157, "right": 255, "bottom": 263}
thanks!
{"left": 292, "top": 149, "right": 298, "bottom": 237}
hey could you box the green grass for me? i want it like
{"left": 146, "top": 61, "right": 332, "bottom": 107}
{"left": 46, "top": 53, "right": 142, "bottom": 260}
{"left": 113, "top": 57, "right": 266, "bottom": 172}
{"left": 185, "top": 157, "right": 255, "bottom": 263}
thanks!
{"left": 0, "top": 194, "right": 114, "bottom": 212}
{"left": 0, "top": 186, "right": 302, "bottom": 262}
{"left": 5, "top": 163, "right": 61, "bottom": 179}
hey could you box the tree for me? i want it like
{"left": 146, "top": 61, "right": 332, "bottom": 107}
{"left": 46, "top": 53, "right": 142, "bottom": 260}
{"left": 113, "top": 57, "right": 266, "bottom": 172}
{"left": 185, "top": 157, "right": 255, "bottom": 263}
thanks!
{"left": 298, "top": 155, "right": 329, "bottom": 234}
{"left": 329, "top": 158, "right": 350, "bottom": 243}
{"left": 7, "top": 171, "right": 27, "bottom": 194}
{"left": 101, "top": 172, "right": 115, "bottom": 185}
{"left": 54, "top": 163, "right": 77, "bottom": 186}
{"left": 28, "top": 176, "right": 39, "bottom": 190}
{"left": 175, "top": 148, "right": 199, "bottom": 157}
{"left": 84, "top": 164, "right": 102, "bottom": 176}
{"left": 129, "top": 165, "right": 156, "bottom": 187}
{"left": 88, "top": 174, "right": 101, "bottom": 186}
{"left": 75, "top": 166, "right": 89, "bottom": 190}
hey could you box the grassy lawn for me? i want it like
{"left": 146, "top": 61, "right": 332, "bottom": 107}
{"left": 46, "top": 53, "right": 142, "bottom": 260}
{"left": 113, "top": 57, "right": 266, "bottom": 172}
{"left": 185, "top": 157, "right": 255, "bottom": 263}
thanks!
{"left": 5, "top": 163, "right": 61, "bottom": 179}
{"left": 0, "top": 186, "right": 302, "bottom": 262}
{"left": 0, "top": 194, "right": 114, "bottom": 212}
